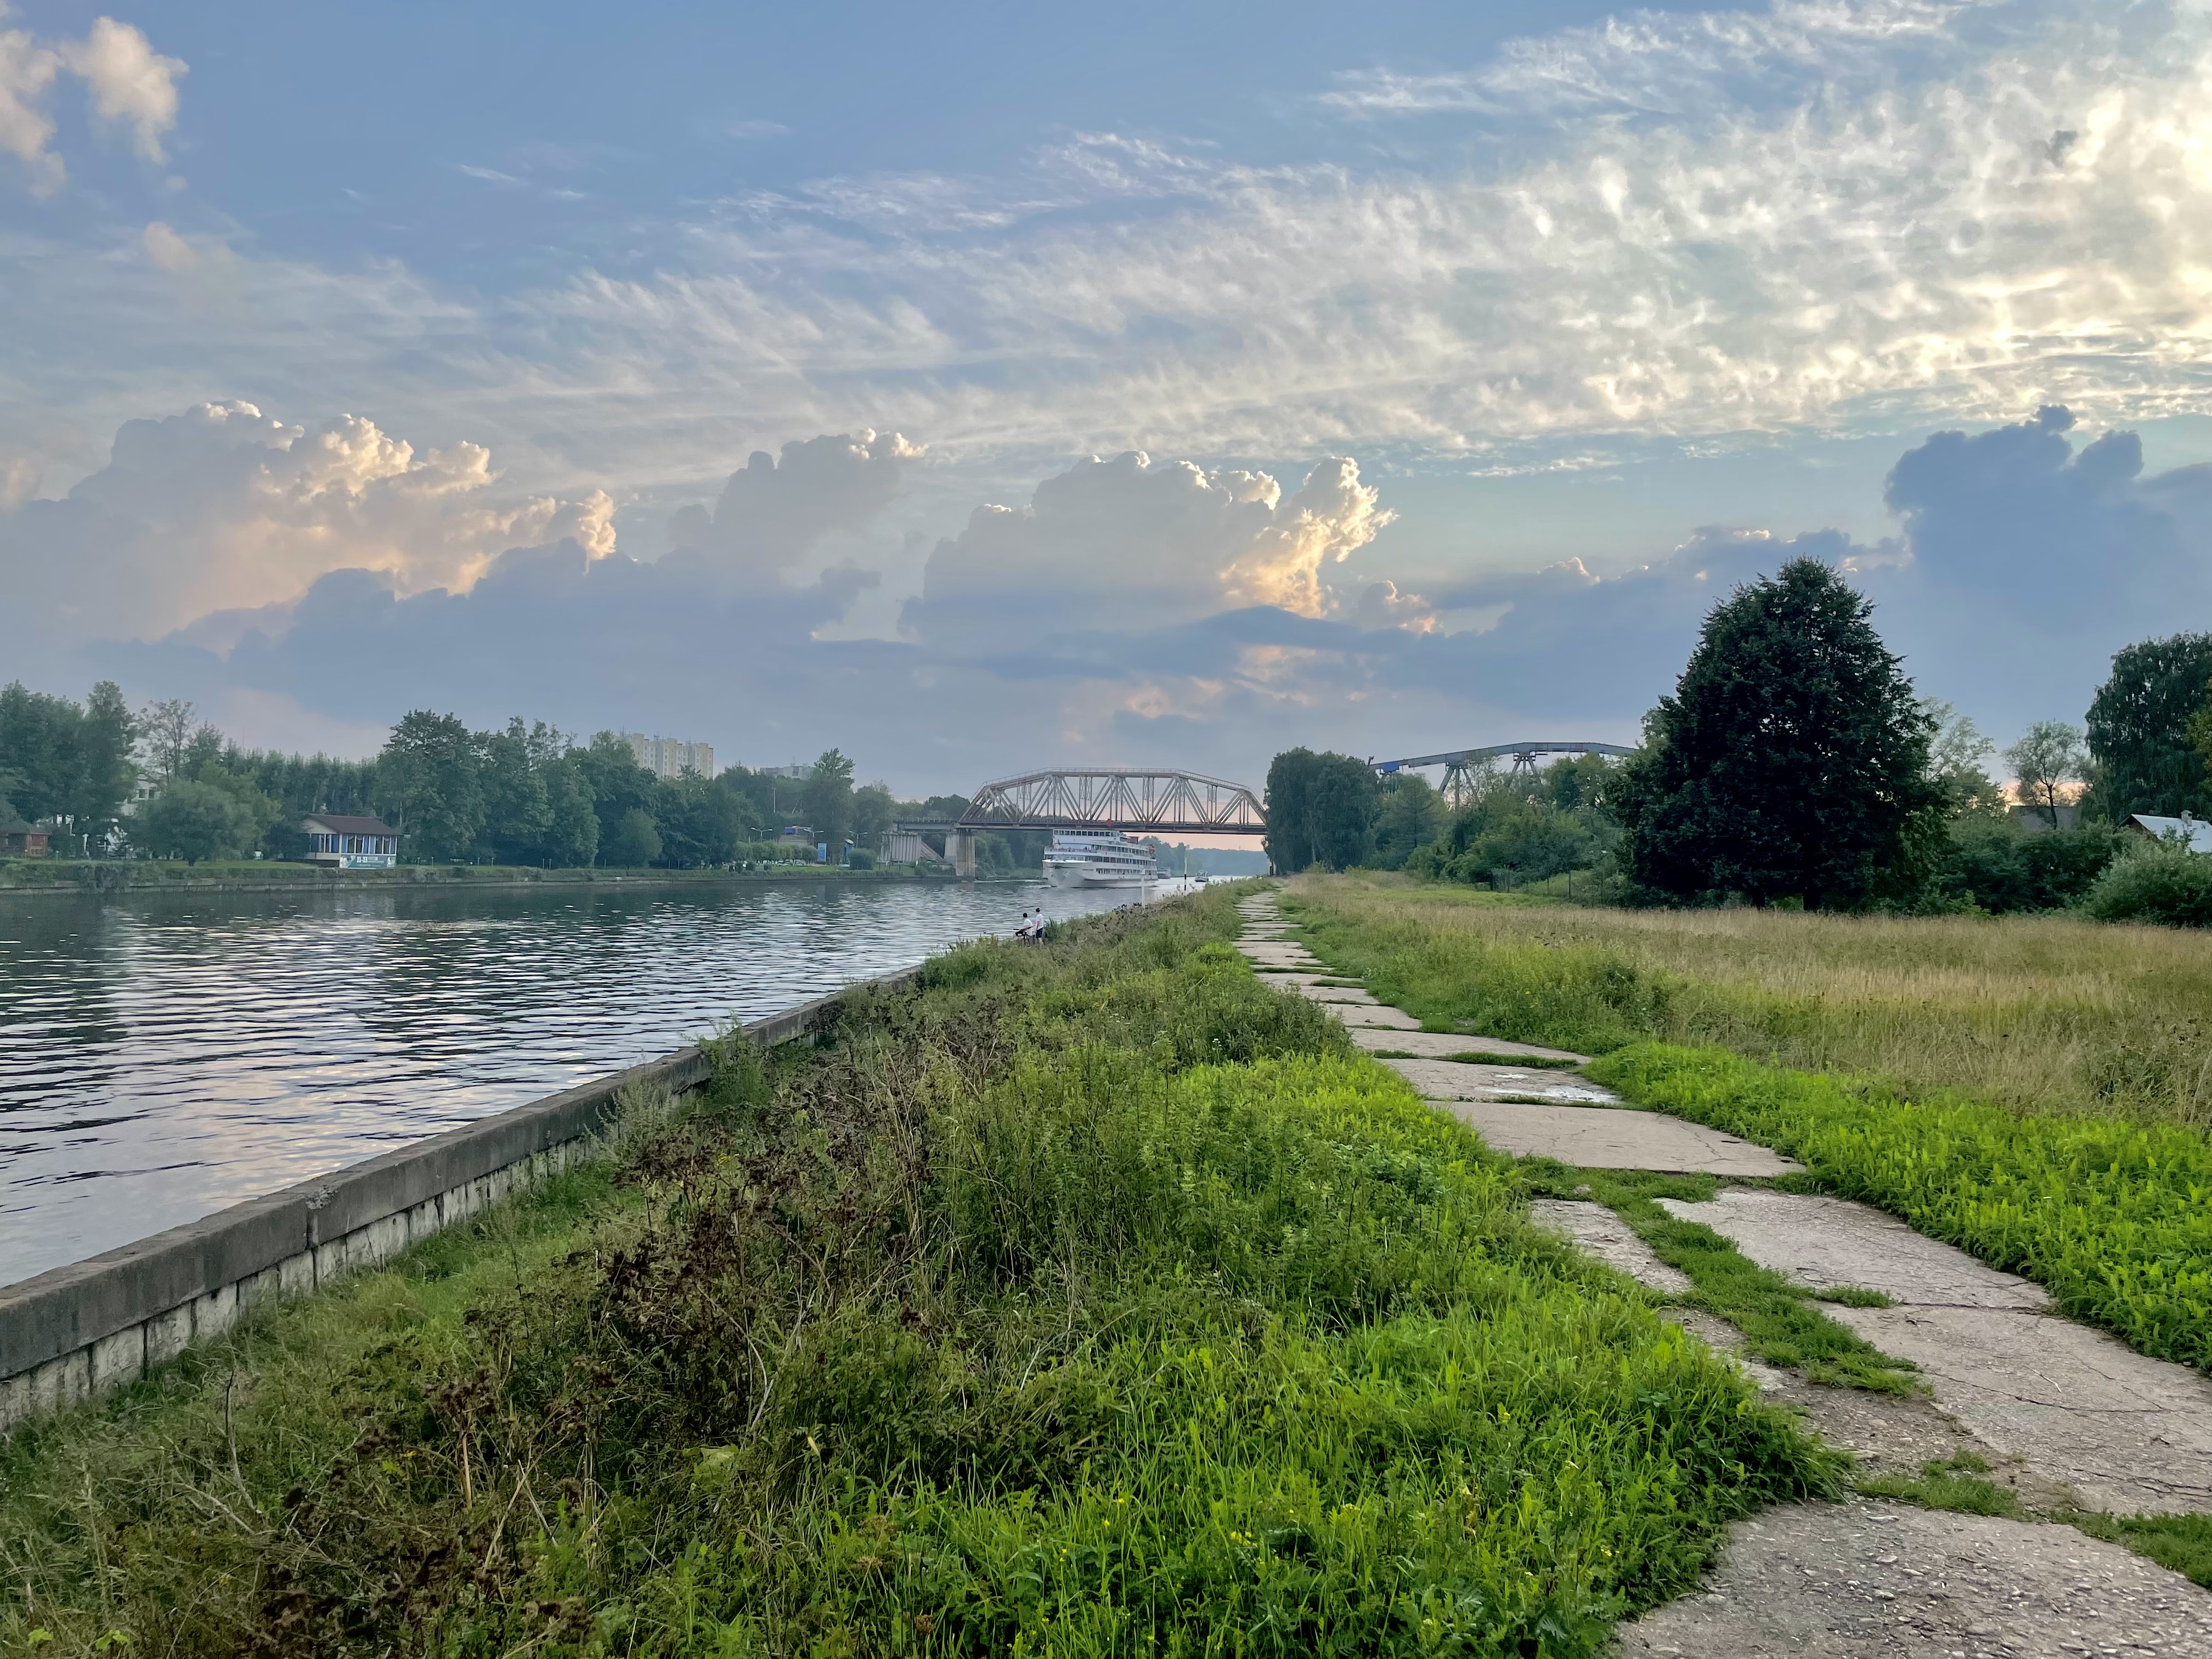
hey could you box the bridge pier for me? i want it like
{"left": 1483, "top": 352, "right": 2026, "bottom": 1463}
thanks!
{"left": 947, "top": 830, "right": 976, "bottom": 879}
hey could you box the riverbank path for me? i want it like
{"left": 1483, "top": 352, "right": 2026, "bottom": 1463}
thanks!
{"left": 1233, "top": 886, "right": 2212, "bottom": 1656}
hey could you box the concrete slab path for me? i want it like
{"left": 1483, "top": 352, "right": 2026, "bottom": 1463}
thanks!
{"left": 1616, "top": 1499, "right": 2212, "bottom": 1657}
{"left": 1656, "top": 1189, "right": 2050, "bottom": 1311}
{"left": 1433, "top": 1097, "right": 1803, "bottom": 1175}
{"left": 1384, "top": 1056, "right": 1621, "bottom": 1105}
{"left": 1327, "top": 1003, "right": 1424, "bottom": 1031}
{"left": 1346, "top": 1028, "right": 1593, "bottom": 1063}
{"left": 1285, "top": 983, "right": 1381, "bottom": 1005}
{"left": 1661, "top": 1189, "right": 2212, "bottom": 1515}
{"left": 1530, "top": 1199, "right": 1691, "bottom": 1294}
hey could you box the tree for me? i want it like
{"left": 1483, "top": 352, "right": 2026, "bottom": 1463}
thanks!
{"left": 477, "top": 718, "right": 552, "bottom": 864}
{"left": 1369, "top": 774, "right": 1446, "bottom": 869}
{"left": 0, "top": 680, "right": 138, "bottom": 850}
{"left": 852, "top": 782, "right": 895, "bottom": 855}
{"left": 1922, "top": 698, "right": 2004, "bottom": 819}
{"left": 376, "top": 710, "right": 486, "bottom": 862}
{"left": 805, "top": 749, "right": 856, "bottom": 855}
{"left": 540, "top": 760, "right": 600, "bottom": 867}
{"left": 72, "top": 681, "right": 137, "bottom": 839}
{"left": 604, "top": 807, "right": 662, "bottom": 867}
{"left": 2004, "top": 720, "right": 2088, "bottom": 828}
{"left": 137, "top": 780, "right": 256, "bottom": 862}
{"left": 2085, "top": 633, "right": 2212, "bottom": 821}
{"left": 1264, "top": 748, "right": 1378, "bottom": 872}
{"left": 573, "top": 731, "right": 659, "bottom": 852}
{"left": 136, "top": 698, "right": 200, "bottom": 787}
{"left": 1612, "top": 557, "right": 1941, "bottom": 908}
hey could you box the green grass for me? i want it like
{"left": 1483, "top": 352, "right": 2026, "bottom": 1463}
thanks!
{"left": 1286, "top": 883, "right": 2212, "bottom": 1377}
{"left": 1854, "top": 1453, "right": 2020, "bottom": 1518}
{"left": 0, "top": 885, "right": 1838, "bottom": 1656}
{"left": 1519, "top": 1166, "right": 1916, "bottom": 1394}
{"left": 2071, "top": 1512, "right": 2212, "bottom": 1589}
{"left": 1585, "top": 1045, "right": 2212, "bottom": 1374}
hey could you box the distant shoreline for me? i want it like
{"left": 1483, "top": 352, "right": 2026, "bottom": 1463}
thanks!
{"left": 0, "top": 860, "right": 1020, "bottom": 898}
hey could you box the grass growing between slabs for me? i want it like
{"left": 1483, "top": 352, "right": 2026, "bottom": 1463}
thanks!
{"left": 1285, "top": 880, "right": 2212, "bottom": 1378}
{"left": 1519, "top": 1167, "right": 1914, "bottom": 1395}
{"left": 0, "top": 886, "right": 1839, "bottom": 1657}
{"left": 1587, "top": 1047, "right": 2212, "bottom": 1374}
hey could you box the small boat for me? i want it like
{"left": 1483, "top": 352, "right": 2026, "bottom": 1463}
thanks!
{"left": 1042, "top": 829, "right": 1157, "bottom": 888}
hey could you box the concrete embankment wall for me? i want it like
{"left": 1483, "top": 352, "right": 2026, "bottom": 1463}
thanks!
{"left": 0, "top": 968, "right": 917, "bottom": 1432}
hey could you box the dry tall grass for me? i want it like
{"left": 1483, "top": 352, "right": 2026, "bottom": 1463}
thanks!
{"left": 1292, "top": 874, "right": 2212, "bottom": 1129}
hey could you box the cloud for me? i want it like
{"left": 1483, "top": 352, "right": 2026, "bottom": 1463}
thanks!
{"left": 904, "top": 450, "right": 1391, "bottom": 653}
{"left": 1883, "top": 405, "right": 2190, "bottom": 628}
{"left": 32, "top": 402, "right": 2212, "bottom": 793}
{"left": 664, "top": 430, "right": 919, "bottom": 584}
{"left": 140, "top": 219, "right": 195, "bottom": 270}
{"left": 0, "top": 401, "right": 618, "bottom": 678}
{"left": 0, "top": 13, "right": 181, "bottom": 192}
{"left": 0, "top": 16, "right": 62, "bottom": 193}
{"left": 58, "top": 16, "right": 184, "bottom": 162}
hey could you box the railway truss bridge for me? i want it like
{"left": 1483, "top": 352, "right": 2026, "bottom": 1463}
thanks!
{"left": 1372, "top": 741, "right": 1634, "bottom": 809}
{"left": 891, "top": 765, "right": 1266, "bottom": 878}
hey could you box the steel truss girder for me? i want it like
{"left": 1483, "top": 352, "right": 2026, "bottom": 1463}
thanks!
{"left": 956, "top": 766, "right": 1267, "bottom": 834}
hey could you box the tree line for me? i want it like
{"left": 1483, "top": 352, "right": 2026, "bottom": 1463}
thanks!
{"left": 0, "top": 690, "right": 1030, "bottom": 870}
{"left": 1266, "top": 558, "right": 2212, "bottom": 921}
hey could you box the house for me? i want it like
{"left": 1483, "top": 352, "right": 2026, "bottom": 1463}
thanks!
{"left": 302, "top": 812, "right": 401, "bottom": 868}
{"left": 2124, "top": 814, "right": 2212, "bottom": 854}
{"left": 2007, "top": 802, "right": 2080, "bottom": 832}
{"left": 0, "top": 809, "right": 49, "bottom": 858}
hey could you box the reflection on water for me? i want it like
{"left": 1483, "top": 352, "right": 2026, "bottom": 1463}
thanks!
{"left": 0, "top": 876, "right": 1183, "bottom": 1283}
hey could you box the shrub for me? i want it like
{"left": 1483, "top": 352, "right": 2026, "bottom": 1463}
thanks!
{"left": 2084, "top": 840, "right": 2212, "bottom": 927}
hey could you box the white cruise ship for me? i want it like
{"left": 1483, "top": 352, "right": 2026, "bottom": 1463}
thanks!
{"left": 1042, "top": 829, "right": 1157, "bottom": 888}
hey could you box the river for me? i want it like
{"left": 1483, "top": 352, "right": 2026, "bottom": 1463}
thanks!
{"left": 0, "top": 875, "right": 1193, "bottom": 1284}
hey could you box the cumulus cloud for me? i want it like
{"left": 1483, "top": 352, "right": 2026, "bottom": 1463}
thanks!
{"left": 904, "top": 450, "right": 1392, "bottom": 653}
{"left": 0, "top": 402, "right": 618, "bottom": 678}
{"left": 0, "top": 12, "right": 180, "bottom": 192}
{"left": 664, "top": 430, "right": 919, "bottom": 585}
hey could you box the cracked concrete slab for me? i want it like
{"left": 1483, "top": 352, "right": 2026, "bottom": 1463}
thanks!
{"left": 1383, "top": 1056, "right": 1621, "bottom": 1104}
{"left": 1530, "top": 1199, "right": 1692, "bottom": 1294}
{"left": 1286, "top": 983, "right": 1381, "bottom": 1005}
{"left": 1650, "top": 1188, "right": 2212, "bottom": 1514}
{"left": 1656, "top": 1309, "right": 2016, "bottom": 1488}
{"left": 1829, "top": 1304, "right": 2212, "bottom": 1516}
{"left": 1616, "top": 1499, "right": 2212, "bottom": 1657}
{"left": 1653, "top": 1189, "right": 2051, "bottom": 1311}
{"left": 1429, "top": 1097, "right": 1803, "bottom": 1175}
{"left": 1328, "top": 1003, "right": 1423, "bottom": 1031}
{"left": 1347, "top": 1028, "right": 1593, "bottom": 1063}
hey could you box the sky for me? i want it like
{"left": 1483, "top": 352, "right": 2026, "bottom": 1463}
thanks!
{"left": 6, "top": 0, "right": 2212, "bottom": 796}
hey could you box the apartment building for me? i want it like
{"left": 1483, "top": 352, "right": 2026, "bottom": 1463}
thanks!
{"left": 622, "top": 733, "right": 715, "bottom": 781}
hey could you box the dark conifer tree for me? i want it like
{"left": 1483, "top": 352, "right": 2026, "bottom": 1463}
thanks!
{"left": 1613, "top": 558, "right": 1940, "bottom": 908}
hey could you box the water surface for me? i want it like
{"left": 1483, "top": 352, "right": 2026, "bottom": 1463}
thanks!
{"left": 0, "top": 876, "right": 1182, "bottom": 1282}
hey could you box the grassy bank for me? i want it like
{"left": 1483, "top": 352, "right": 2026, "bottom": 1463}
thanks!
{"left": 0, "top": 887, "right": 1834, "bottom": 1656}
{"left": 1285, "top": 876, "right": 2212, "bottom": 1374}
{"left": 1286, "top": 873, "right": 2212, "bottom": 1130}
